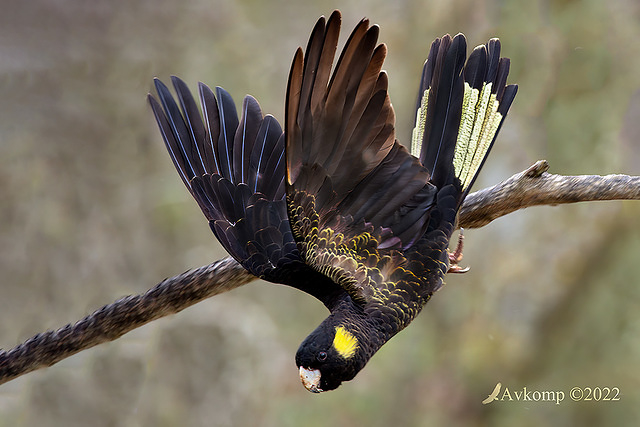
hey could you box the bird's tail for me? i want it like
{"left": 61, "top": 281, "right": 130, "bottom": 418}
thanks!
{"left": 411, "top": 34, "right": 517, "bottom": 206}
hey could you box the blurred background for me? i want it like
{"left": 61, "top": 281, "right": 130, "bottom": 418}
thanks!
{"left": 1, "top": 0, "right": 639, "bottom": 425}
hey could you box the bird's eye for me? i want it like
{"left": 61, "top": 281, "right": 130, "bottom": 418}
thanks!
{"left": 317, "top": 351, "right": 328, "bottom": 362}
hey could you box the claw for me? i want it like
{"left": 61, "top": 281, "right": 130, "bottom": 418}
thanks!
{"left": 448, "top": 264, "right": 470, "bottom": 274}
{"left": 448, "top": 229, "right": 469, "bottom": 274}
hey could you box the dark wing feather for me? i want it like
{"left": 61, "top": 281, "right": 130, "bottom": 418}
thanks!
{"left": 149, "top": 77, "right": 300, "bottom": 278}
{"left": 286, "top": 11, "right": 396, "bottom": 199}
{"left": 151, "top": 79, "right": 200, "bottom": 187}
{"left": 248, "top": 117, "right": 285, "bottom": 198}
{"left": 285, "top": 11, "right": 438, "bottom": 304}
{"left": 215, "top": 87, "right": 238, "bottom": 183}
{"left": 234, "top": 96, "right": 262, "bottom": 184}
{"left": 197, "top": 82, "right": 222, "bottom": 174}
{"left": 171, "top": 76, "right": 208, "bottom": 177}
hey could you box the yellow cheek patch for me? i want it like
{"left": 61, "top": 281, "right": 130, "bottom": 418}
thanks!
{"left": 333, "top": 326, "right": 359, "bottom": 359}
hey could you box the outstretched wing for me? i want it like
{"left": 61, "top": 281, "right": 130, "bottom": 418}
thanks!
{"left": 148, "top": 77, "right": 300, "bottom": 277}
{"left": 285, "top": 11, "right": 437, "bottom": 304}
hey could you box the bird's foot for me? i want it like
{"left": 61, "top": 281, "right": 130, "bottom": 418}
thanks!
{"left": 448, "top": 229, "right": 469, "bottom": 274}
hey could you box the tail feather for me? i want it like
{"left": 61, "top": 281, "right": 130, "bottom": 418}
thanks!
{"left": 456, "top": 40, "right": 517, "bottom": 198}
{"left": 412, "top": 34, "right": 517, "bottom": 205}
{"left": 424, "top": 35, "right": 466, "bottom": 189}
{"left": 411, "top": 34, "right": 467, "bottom": 190}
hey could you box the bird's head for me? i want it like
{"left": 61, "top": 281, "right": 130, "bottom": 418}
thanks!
{"left": 295, "top": 316, "right": 371, "bottom": 393}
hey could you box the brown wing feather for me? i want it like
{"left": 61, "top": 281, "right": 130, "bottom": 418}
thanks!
{"left": 286, "top": 11, "right": 395, "bottom": 200}
{"left": 285, "top": 11, "right": 437, "bottom": 304}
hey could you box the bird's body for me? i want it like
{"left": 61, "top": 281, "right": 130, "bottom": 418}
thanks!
{"left": 149, "top": 10, "right": 516, "bottom": 392}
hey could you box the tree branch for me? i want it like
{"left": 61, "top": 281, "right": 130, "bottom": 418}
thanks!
{"left": 0, "top": 257, "right": 254, "bottom": 385}
{"left": 459, "top": 161, "right": 640, "bottom": 229}
{"left": 2, "top": 160, "right": 640, "bottom": 385}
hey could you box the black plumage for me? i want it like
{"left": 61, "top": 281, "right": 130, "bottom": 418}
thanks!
{"left": 149, "top": 10, "right": 517, "bottom": 392}
{"left": 149, "top": 78, "right": 342, "bottom": 305}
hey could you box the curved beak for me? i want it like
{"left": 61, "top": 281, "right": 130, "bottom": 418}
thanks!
{"left": 299, "top": 366, "right": 323, "bottom": 393}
